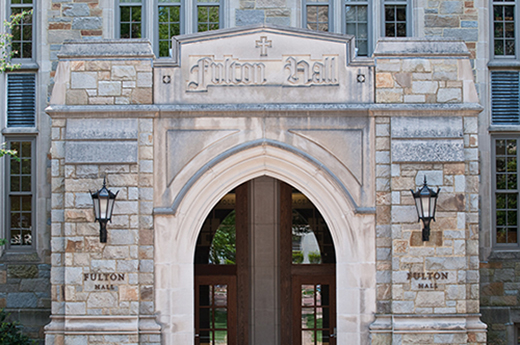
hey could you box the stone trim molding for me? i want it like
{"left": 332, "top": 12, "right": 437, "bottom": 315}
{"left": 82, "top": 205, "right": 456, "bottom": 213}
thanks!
{"left": 45, "top": 103, "right": 483, "bottom": 119}
{"left": 370, "top": 314, "right": 487, "bottom": 334}
{"left": 373, "top": 38, "right": 471, "bottom": 58}
{"left": 45, "top": 315, "right": 161, "bottom": 335}
{"left": 57, "top": 39, "right": 154, "bottom": 59}
{"left": 154, "top": 143, "right": 376, "bottom": 344}
{"left": 168, "top": 23, "right": 371, "bottom": 67}
{"left": 153, "top": 138, "right": 374, "bottom": 215}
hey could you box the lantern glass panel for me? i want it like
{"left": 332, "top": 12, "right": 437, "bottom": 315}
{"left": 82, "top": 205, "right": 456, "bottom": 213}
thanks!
{"left": 93, "top": 197, "right": 100, "bottom": 219}
{"left": 107, "top": 197, "right": 116, "bottom": 220}
{"left": 414, "top": 197, "right": 422, "bottom": 219}
{"left": 429, "top": 195, "right": 437, "bottom": 219}
{"left": 100, "top": 197, "right": 108, "bottom": 219}
{"left": 421, "top": 194, "right": 431, "bottom": 218}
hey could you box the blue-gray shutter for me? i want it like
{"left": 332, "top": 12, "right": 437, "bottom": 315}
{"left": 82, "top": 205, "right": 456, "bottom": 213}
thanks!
{"left": 7, "top": 73, "right": 36, "bottom": 127}
{"left": 491, "top": 71, "right": 520, "bottom": 125}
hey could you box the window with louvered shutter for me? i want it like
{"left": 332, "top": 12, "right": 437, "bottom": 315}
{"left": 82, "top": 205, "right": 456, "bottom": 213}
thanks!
{"left": 492, "top": 71, "right": 520, "bottom": 125}
{"left": 7, "top": 73, "right": 36, "bottom": 128}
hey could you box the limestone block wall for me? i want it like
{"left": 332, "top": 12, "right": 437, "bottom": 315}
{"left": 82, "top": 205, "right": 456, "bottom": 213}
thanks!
{"left": 370, "top": 38, "right": 485, "bottom": 344}
{"left": 44, "top": 40, "right": 160, "bottom": 345}
{"left": 0, "top": 259, "right": 51, "bottom": 340}
{"left": 374, "top": 39, "right": 478, "bottom": 104}
{"left": 47, "top": 0, "right": 105, "bottom": 90}
{"left": 234, "top": 0, "right": 295, "bottom": 26}
{"left": 371, "top": 114, "right": 484, "bottom": 344}
{"left": 45, "top": 117, "right": 159, "bottom": 345}
{"left": 422, "top": 0, "right": 479, "bottom": 60}
{"left": 480, "top": 258, "right": 520, "bottom": 344}
{"left": 50, "top": 40, "right": 154, "bottom": 106}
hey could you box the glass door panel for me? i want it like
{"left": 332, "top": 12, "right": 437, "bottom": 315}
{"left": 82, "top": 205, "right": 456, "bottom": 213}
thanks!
{"left": 195, "top": 276, "right": 236, "bottom": 345}
{"left": 293, "top": 276, "right": 335, "bottom": 345}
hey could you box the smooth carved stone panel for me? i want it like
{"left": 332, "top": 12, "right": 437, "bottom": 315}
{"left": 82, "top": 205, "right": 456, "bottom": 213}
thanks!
{"left": 66, "top": 141, "right": 138, "bottom": 163}
{"left": 66, "top": 118, "right": 138, "bottom": 140}
{"left": 166, "top": 129, "right": 239, "bottom": 185}
{"left": 290, "top": 129, "right": 363, "bottom": 184}
{"left": 391, "top": 116, "right": 463, "bottom": 138}
{"left": 391, "top": 139, "right": 464, "bottom": 163}
{"left": 155, "top": 26, "right": 374, "bottom": 104}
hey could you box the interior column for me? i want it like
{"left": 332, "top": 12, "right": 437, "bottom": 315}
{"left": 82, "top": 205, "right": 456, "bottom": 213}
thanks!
{"left": 249, "top": 177, "right": 281, "bottom": 345}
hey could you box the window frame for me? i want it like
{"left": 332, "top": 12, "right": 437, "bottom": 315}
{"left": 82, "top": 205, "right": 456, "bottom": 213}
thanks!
{"left": 8, "top": 0, "right": 35, "bottom": 62}
{"left": 116, "top": 0, "right": 146, "bottom": 39}
{"left": 491, "top": 0, "right": 519, "bottom": 60}
{"left": 303, "top": 0, "right": 333, "bottom": 33}
{"left": 492, "top": 135, "right": 520, "bottom": 249}
{"left": 193, "top": 0, "right": 222, "bottom": 34}
{"left": 156, "top": 0, "right": 184, "bottom": 58}
{"left": 343, "top": 0, "right": 372, "bottom": 56}
{"left": 4, "top": 136, "right": 36, "bottom": 251}
{"left": 131, "top": 0, "right": 225, "bottom": 59}
{"left": 302, "top": 0, "right": 412, "bottom": 56}
{"left": 382, "top": 0, "right": 412, "bottom": 38}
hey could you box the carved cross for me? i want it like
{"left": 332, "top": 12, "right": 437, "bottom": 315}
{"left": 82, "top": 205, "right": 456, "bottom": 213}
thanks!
{"left": 255, "top": 36, "right": 272, "bottom": 56}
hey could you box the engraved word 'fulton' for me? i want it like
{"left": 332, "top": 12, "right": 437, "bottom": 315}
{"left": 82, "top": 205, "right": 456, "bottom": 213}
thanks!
{"left": 187, "top": 55, "right": 339, "bottom": 92}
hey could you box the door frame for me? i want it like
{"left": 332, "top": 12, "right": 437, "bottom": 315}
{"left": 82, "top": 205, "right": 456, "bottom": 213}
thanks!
{"left": 195, "top": 274, "right": 238, "bottom": 345}
{"left": 280, "top": 182, "right": 336, "bottom": 345}
{"left": 292, "top": 274, "right": 337, "bottom": 345}
{"left": 194, "top": 183, "right": 249, "bottom": 345}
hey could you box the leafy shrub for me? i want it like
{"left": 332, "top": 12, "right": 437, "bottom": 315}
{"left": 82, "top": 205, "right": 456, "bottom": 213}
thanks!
{"left": 308, "top": 251, "right": 321, "bottom": 264}
{"left": 0, "top": 309, "right": 34, "bottom": 345}
{"left": 292, "top": 251, "right": 304, "bottom": 264}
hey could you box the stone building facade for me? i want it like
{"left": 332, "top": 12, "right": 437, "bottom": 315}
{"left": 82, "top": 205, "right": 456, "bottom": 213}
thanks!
{"left": 0, "top": 0, "right": 513, "bottom": 344}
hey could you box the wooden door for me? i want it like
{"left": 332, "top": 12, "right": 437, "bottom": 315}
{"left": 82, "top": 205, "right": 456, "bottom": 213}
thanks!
{"left": 194, "top": 183, "right": 248, "bottom": 345}
{"left": 195, "top": 275, "right": 237, "bottom": 345}
{"left": 280, "top": 181, "right": 337, "bottom": 345}
{"left": 292, "top": 275, "right": 336, "bottom": 345}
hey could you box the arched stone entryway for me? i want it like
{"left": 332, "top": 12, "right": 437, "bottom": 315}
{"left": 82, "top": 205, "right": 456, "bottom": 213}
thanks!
{"left": 154, "top": 144, "right": 376, "bottom": 345}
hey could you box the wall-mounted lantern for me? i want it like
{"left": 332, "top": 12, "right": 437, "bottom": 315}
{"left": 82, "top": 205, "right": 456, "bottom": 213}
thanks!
{"left": 410, "top": 177, "right": 440, "bottom": 241}
{"left": 90, "top": 178, "right": 118, "bottom": 243}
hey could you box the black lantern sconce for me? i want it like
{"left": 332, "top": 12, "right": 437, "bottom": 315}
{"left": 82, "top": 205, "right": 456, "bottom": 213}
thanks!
{"left": 410, "top": 177, "right": 440, "bottom": 241}
{"left": 90, "top": 178, "right": 118, "bottom": 243}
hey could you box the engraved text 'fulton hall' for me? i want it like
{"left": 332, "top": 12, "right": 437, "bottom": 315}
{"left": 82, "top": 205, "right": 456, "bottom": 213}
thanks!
{"left": 187, "top": 55, "right": 339, "bottom": 92}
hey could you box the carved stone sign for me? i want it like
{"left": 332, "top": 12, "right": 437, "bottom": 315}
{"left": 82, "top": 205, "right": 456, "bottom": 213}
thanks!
{"left": 187, "top": 53, "right": 338, "bottom": 92}
{"left": 84, "top": 273, "right": 126, "bottom": 291}
{"left": 407, "top": 271, "right": 449, "bottom": 290}
{"left": 155, "top": 27, "right": 374, "bottom": 104}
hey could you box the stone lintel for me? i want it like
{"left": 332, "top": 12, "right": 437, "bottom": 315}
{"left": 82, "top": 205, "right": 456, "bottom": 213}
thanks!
{"left": 370, "top": 314, "right": 487, "bottom": 333}
{"left": 391, "top": 116, "right": 463, "bottom": 138}
{"left": 391, "top": 139, "right": 464, "bottom": 163}
{"left": 57, "top": 39, "right": 154, "bottom": 60}
{"left": 45, "top": 315, "right": 160, "bottom": 335}
{"left": 373, "top": 38, "right": 471, "bottom": 58}
{"left": 65, "top": 141, "right": 138, "bottom": 164}
{"left": 66, "top": 118, "right": 138, "bottom": 140}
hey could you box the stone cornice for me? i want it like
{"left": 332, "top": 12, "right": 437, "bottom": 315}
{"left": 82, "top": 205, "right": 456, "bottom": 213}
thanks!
{"left": 45, "top": 103, "right": 483, "bottom": 118}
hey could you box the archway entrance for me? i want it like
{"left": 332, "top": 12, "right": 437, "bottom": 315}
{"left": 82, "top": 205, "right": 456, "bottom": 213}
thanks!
{"left": 194, "top": 177, "right": 336, "bottom": 345}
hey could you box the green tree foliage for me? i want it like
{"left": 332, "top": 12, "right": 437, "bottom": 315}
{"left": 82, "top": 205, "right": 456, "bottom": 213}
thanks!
{"left": 209, "top": 211, "right": 236, "bottom": 264}
{"left": 0, "top": 143, "right": 18, "bottom": 159}
{"left": 0, "top": 309, "right": 34, "bottom": 345}
{"left": 1, "top": 10, "right": 31, "bottom": 73}
{"left": 0, "top": 11, "right": 30, "bottom": 161}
